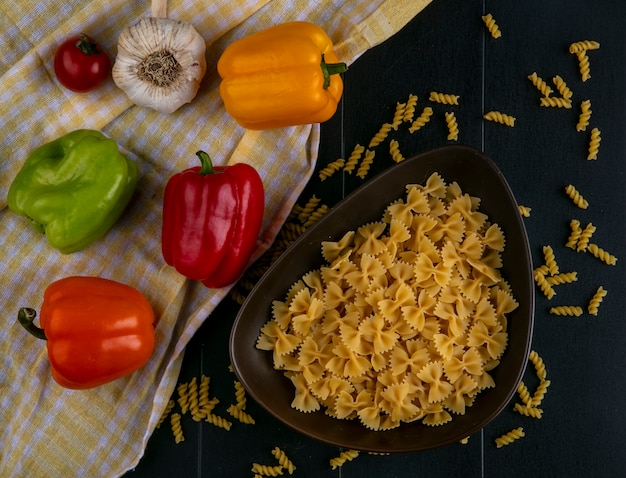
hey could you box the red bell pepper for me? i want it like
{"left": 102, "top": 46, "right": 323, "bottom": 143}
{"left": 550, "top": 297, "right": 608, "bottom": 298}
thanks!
{"left": 162, "top": 151, "right": 265, "bottom": 288}
{"left": 17, "top": 276, "right": 155, "bottom": 390}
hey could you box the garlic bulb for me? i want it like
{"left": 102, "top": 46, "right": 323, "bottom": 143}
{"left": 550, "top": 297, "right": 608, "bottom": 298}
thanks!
{"left": 112, "top": 17, "right": 207, "bottom": 114}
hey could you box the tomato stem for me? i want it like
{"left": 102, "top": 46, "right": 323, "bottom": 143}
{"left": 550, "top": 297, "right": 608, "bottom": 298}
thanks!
{"left": 17, "top": 308, "right": 47, "bottom": 340}
{"left": 76, "top": 34, "right": 102, "bottom": 56}
{"left": 196, "top": 151, "right": 216, "bottom": 175}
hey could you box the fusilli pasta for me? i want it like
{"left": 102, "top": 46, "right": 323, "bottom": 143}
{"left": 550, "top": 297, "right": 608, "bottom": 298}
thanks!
{"left": 483, "top": 111, "right": 516, "bottom": 127}
{"left": 530, "top": 379, "right": 551, "bottom": 407}
{"left": 576, "top": 99, "right": 592, "bottom": 131}
{"left": 549, "top": 305, "right": 583, "bottom": 316}
{"left": 344, "top": 144, "right": 364, "bottom": 174}
{"left": 409, "top": 106, "right": 433, "bottom": 133}
{"left": 576, "top": 222, "right": 596, "bottom": 252}
{"left": 564, "top": 184, "right": 589, "bottom": 209}
{"left": 271, "top": 447, "right": 296, "bottom": 474}
{"left": 587, "top": 244, "right": 617, "bottom": 266}
{"left": 429, "top": 91, "right": 460, "bottom": 105}
{"left": 329, "top": 450, "right": 360, "bottom": 470}
{"left": 568, "top": 40, "right": 600, "bottom": 53}
{"left": 518, "top": 205, "right": 531, "bottom": 217}
{"left": 482, "top": 13, "right": 502, "bottom": 39}
{"left": 389, "top": 139, "right": 405, "bottom": 163}
{"left": 391, "top": 101, "right": 407, "bottom": 130}
{"left": 445, "top": 111, "right": 459, "bottom": 140}
{"left": 319, "top": 158, "right": 345, "bottom": 181}
{"left": 587, "top": 127, "right": 601, "bottom": 160}
{"left": 575, "top": 51, "right": 591, "bottom": 82}
{"left": 527, "top": 72, "right": 553, "bottom": 97}
{"left": 369, "top": 123, "right": 392, "bottom": 148}
{"left": 495, "top": 427, "right": 525, "bottom": 448}
{"left": 403, "top": 94, "right": 418, "bottom": 122}
{"left": 513, "top": 403, "right": 543, "bottom": 419}
{"left": 565, "top": 219, "right": 582, "bottom": 249}
{"left": 587, "top": 286, "right": 607, "bottom": 316}
{"left": 529, "top": 350, "right": 547, "bottom": 380}
{"left": 170, "top": 413, "right": 184, "bottom": 444}
{"left": 251, "top": 463, "right": 284, "bottom": 476}
{"left": 539, "top": 96, "right": 572, "bottom": 109}
{"left": 356, "top": 149, "right": 375, "bottom": 179}
{"left": 552, "top": 75, "right": 572, "bottom": 99}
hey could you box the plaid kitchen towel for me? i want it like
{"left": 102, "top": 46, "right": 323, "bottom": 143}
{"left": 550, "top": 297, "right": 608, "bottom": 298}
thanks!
{"left": 0, "top": 0, "right": 431, "bottom": 476}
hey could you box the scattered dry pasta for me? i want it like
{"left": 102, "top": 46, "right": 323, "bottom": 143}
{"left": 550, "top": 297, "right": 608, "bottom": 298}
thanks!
{"left": 429, "top": 91, "right": 460, "bottom": 105}
{"left": 587, "top": 286, "right": 607, "bottom": 316}
{"left": 529, "top": 350, "right": 547, "bottom": 380}
{"left": 170, "top": 413, "right": 184, "bottom": 444}
{"left": 227, "top": 404, "right": 256, "bottom": 424}
{"left": 344, "top": 144, "right": 365, "bottom": 174}
{"left": 552, "top": 75, "right": 572, "bottom": 99}
{"left": 575, "top": 51, "right": 592, "bottom": 82}
{"left": 517, "top": 205, "right": 531, "bottom": 217}
{"left": 319, "top": 158, "right": 345, "bottom": 181}
{"left": 256, "top": 173, "right": 518, "bottom": 431}
{"left": 495, "top": 427, "right": 524, "bottom": 448}
{"left": 516, "top": 381, "right": 532, "bottom": 406}
{"left": 483, "top": 111, "right": 516, "bottom": 127}
{"left": 542, "top": 245, "right": 559, "bottom": 276}
{"left": 586, "top": 243, "right": 617, "bottom": 266}
{"left": 482, "top": 13, "right": 502, "bottom": 39}
{"left": 369, "top": 123, "right": 392, "bottom": 148}
{"left": 549, "top": 305, "right": 583, "bottom": 316}
{"left": 389, "top": 139, "right": 405, "bottom": 163}
{"left": 576, "top": 100, "right": 592, "bottom": 131}
{"left": 530, "top": 379, "right": 551, "bottom": 407}
{"left": 539, "top": 96, "right": 572, "bottom": 109}
{"left": 545, "top": 272, "right": 577, "bottom": 286}
{"left": 356, "top": 149, "right": 375, "bottom": 179}
{"left": 513, "top": 402, "right": 543, "bottom": 419}
{"left": 445, "top": 111, "right": 459, "bottom": 140}
{"left": 271, "top": 447, "right": 296, "bottom": 474}
{"left": 576, "top": 223, "right": 596, "bottom": 252}
{"left": 391, "top": 101, "right": 407, "bottom": 130}
{"left": 587, "top": 127, "right": 601, "bottom": 160}
{"left": 409, "top": 106, "right": 433, "bottom": 133}
{"left": 527, "top": 72, "right": 553, "bottom": 97}
{"left": 403, "top": 94, "right": 418, "bottom": 122}
{"left": 251, "top": 463, "right": 284, "bottom": 476}
{"left": 564, "top": 184, "right": 589, "bottom": 209}
{"left": 565, "top": 219, "right": 582, "bottom": 250}
{"left": 329, "top": 450, "right": 360, "bottom": 470}
{"left": 569, "top": 40, "right": 600, "bottom": 54}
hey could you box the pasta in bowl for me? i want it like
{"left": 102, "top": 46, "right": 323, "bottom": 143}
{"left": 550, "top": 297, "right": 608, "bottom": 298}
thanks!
{"left": 230, "top": 145, "right": 534, "bottom": 452}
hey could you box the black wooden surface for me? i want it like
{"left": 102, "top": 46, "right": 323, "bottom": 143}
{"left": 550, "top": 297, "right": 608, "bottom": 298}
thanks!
{"left": 126, "top": 0, "right": 626, "bottom": 476}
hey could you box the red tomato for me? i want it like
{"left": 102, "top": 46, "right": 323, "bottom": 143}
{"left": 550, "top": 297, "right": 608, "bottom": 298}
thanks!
{"left": 54, "top": 34, "right": 111, "bottom": 93}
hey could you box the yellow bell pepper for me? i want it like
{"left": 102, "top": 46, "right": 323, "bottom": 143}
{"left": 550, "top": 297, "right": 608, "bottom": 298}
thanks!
{"left": 217, "top": 22, "right": 347, "bottom": 130}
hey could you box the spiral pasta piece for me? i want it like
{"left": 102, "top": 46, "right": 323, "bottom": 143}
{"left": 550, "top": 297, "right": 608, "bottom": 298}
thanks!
{"left": 530, "top": 379, "right": 551, "bottom": 407}
{"left": 482, "top": 13, "right": 502, "bottom": 39}
{"left": 227, "top": 404, "right": 256, "bottom": 424}
{"left": 529, "top": 350, "right": 547, "bottom": 380}
{"left": 429, "top": 91, "right": 460, "bottom": 105}
{"left": 587, "top": 127, "right": 601, "bottom": 160}
{"left": 389, "top": 139, "right": 405, "bottom": 163}
{"left": 205, "top": 413, "right": 232, "bottom": 430}
{"left": 495, "top": 427, "right": 525, "bottom": 448}
{"left": 233, "top": 380, "right": 247, "bottom": 410}
{"left": 518, "top": 205, "right": 531, "bottom": 217}
{"left": 445, "top": 111, "right": 459, "bottom": 140}
{"left": 587, "top": 286, "right": 607, "bottom": 315}
{"left": 297, "top": 195, "right": 321, "bottom": 223}
{"left": 539, "top": 96, "right": 572, "bottom": 109}
{"left": 576, "top": 100, "right": 592, "bottom": 131}
{"left": 329, "top": 450, "right": 360, "bottom": 470}
{"left": 513, "top": 403, "right": 543, "bottom": 419}
{"left": 569, "top": 40, "right": 600, "bottom": 53}
{"left": 319, "top": 158, "right": 345, "bottom": 181}
{"left": 356, "top": 149, "right": 375, "bottom": 179}
{"left": 546, "top": 271, "right": 578, "bottom": 286}
{"left": 576, "top": 51, "right": 591, "bottom": 82}
{"left": 391, "top": 101, "right": 407, "bottom": 130}
{"left": 549, "top": 305, "right": 583, "bottom": 316}
{"left": 483, "top": 110, "right": 516, "bottom": 127}
{"left": 344, "top": 144, "right": 364, "bottom": 174}
{"left": 566, "top": 219, "right": 582, "bottom": 249}
{"left": 271, "top": 447, "right": 296, "bottom": 474}
{"left": 177, "top": 381, "right": 190, "bottom": 414}
{"left": 587, "top": 244, "right": 617, "bottom": 266}
{"left": 534, "top": 268, "right": 555, "bottom": 299}
{"left": 170, "top": 413, "right": 184, "bottom": 444}
{"left": 516, "top": 381, "right": 532, "bottom": 406}
{"left": 552, "top": 75, "right": 573, "bottom": 99}
{"left": 542, "top": 245, "right": 559, "bottom": 276}
{"left": 527, "top": 72, "right": 553, "bottom": 97}
{"left": 565, "top": 184, "right": 589, "bottom": 209}
{"left": 302, "top": 204, "right": 329, "bottom": 228}
{"left": 403, "top": 94, "right": 418, "bottom": 122}
{"left": 369, "top": 123, "right": 392, "bottom": 148}
{"left": 251, "top": 463, "right": 284, "bottom": 476}
{"left": 576, "top": 222, "right": 596, "bottom": 252}
{"left": 409, "top": 106, "right": 433, "bottom": 132}
{"left": 157, "top": 399, "right": 175, "bottom": 428}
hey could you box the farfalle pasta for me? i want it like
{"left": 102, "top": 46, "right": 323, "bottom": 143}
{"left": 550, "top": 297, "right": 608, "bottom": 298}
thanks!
{"left": 256, "top": 173, "right": 518, "bottom": 431}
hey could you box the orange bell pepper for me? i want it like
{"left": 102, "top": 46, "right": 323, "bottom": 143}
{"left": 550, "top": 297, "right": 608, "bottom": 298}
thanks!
{"left": 17, "top": 276, "right": 155, "bottom": 389}
{"left": 217, "top": 21, "right": 347, "bottom": 130}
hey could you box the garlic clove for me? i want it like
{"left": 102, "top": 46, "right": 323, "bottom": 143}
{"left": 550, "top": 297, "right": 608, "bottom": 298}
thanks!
{"left": 113, "top": 17, "right": 207, "bottom": 114}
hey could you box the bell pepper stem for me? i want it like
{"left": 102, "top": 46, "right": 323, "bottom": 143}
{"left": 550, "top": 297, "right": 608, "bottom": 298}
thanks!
{"left": 17, "top": 307, "right": 47, "bottom": 340}
{"left": 321, "top": 54, "right": 347, "bottom": 89}
{"left": 196, "top": 151, "right": 216, "bottom": 176}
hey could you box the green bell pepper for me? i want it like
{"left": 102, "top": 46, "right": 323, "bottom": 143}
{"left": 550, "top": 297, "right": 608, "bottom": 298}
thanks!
{"left": 7, "top": 129, "right": 138, "bottom": 253}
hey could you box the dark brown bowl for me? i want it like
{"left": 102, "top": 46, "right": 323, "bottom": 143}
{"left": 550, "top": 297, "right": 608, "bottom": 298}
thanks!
{"left": 230, "top": 145, "right": 534, "bottom": 452}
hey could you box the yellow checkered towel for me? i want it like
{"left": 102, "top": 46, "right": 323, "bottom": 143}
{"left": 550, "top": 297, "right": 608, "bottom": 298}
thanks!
{"left": 0, "top": 0, "right": 431, "bottom": 475}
